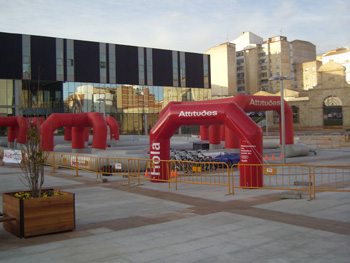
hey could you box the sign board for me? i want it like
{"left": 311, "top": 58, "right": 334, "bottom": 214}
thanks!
{"left": 115, "top": 163, "right": 122, "bottom": 170}
{"left": 192, "top": 166, "right": 201, "bottom": 172}
{"left": 71, "top": 156, "right": 90, "bottom": 169}
{"left": 3, "top": 150, "right": 22, "bottom": 164}
{"left": 263, "top": 167, "right": 277, "bottom": 175}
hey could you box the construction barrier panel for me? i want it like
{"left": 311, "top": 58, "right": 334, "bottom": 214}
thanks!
{"left": 232, "top": 163, "right": 312, "bottom": 200}
{"left": 313, "top": 165, "right": 350, "bottom": 199}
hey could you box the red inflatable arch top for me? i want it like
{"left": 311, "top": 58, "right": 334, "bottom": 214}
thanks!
{"left": 41, "top": 113, "right": 108, "bottom": 151}
{"left": 0, "top": 117, "right": 29, "bottom": 145}
{"left": 159, "top": 94, "right": 294, "bottom": 146}
{"left": 150, "top": 102, "right": 263, "bottom": 187}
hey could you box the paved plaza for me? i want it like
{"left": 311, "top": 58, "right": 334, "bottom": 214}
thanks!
{"left": 0, "top": 147, "right": 349, "bottom": 263}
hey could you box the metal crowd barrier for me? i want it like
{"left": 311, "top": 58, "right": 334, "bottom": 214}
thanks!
{"left": 313, "top": 165, "right": 350, "bottom": 199}
{"left": 298, "top": 136, "right": 350, "bottom": 149}
{"left": 99, "top": 157, "right": 150, "bottom": 185}
{"left": 168, "top": 160, "right": 231, "bottom": 194}
{"left": 45, "top": 152, "right": 99, "bottom": 179}
{"left": 1, "top": 149, "right": 349, "bottom": 200}
{"left": 231, "top": 163, "right": 312, "bottom": 200}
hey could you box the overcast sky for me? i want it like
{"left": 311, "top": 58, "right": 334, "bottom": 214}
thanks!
{"left": 0, "top": 0, "right": 349, "bottom": 55}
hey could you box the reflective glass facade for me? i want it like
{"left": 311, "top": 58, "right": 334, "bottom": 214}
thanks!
{"left": 0, "top": 32, "right": 211, "bottom": 135}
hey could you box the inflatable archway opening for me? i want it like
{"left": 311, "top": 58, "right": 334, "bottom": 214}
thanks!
{"left": 150, "top": 102, "right": 263, "bottom": 187}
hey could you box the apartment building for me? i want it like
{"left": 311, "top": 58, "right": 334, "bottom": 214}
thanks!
{"left": 294, "top": 60, "right": 322, "bottom": 90}
{"left": 231, "top": 32, "right": 316, "bottom": 94}
{"left": 205, "top": 42, "right": 236, "bottom": 99}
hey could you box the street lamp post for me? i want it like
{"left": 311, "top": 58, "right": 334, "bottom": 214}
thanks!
{"left": 269, "top": 74, "right": 292, "bottom": 164}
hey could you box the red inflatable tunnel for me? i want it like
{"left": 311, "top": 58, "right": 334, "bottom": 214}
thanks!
{"left": 0, "top": 117, "right": 29, "bottom": 145}
{"left": 150, "top": 102, "right": 263, "bottom": 187}
{"left": 41, "top": 113, "right": 108, "bottom": 151}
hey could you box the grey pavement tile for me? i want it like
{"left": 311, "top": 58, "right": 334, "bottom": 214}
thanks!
{"left": 197, "top": 242, "right": 243, "bottom": 256}
{"left": 155, "top": 250, "right": 210, "bottom": 263}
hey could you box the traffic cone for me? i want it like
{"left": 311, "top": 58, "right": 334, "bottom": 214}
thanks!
{"left": 174, "top": 170, "right": 178, "bottom": 177}
{"left": 280, "top": 153, "right": 283, "bottom": 159}
{"left": 145, "top": 170, "right": 149, "bottom": 177}
{"left": 272, "top": 154, "right": 275, "bottom": 160}
{"left": 265, "top": 155, "right": 268, "bottom": 161}
{"left": 171, "top": 170, "right": 175, "bottom": 178}
{"left": 237, "top": 162, "right": 240, "bottom": 169}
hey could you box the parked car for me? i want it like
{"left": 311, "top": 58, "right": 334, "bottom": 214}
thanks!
{"left": 214, "top": 153, "right": 240, "bottom": 167}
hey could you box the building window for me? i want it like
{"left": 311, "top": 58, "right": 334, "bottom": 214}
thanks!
{"left": 180, "top": 52, "right": 186, "bottom": 87}
{"left": 100, "top": 43, "right": 107, "bottom": 83}
{"left": 109, "top": 44, "right": 116, "bottom": 83}
{"left": 237, "top": 59, "right": 244, "bottom": 65}
{"left": 138, "top": 47, "right": 145, "bottom": 85}
{"left": 56, "top": 38, "right": 64, "bottom": 81}
{"left": 237, "top": 66, "right": 244, "bottom": 71}
{"left": 172, "top": 51, "right": 178, "bottom": 87}
{"left": 323, "top": 96, "right": 343, "bottom": 126}
{"left": 146, "top": 48, "right": 153, "bottom": 86}
{"left": 203, "top": 55, "right": 209, "bottom": 89}
{"left": 66, "top": 39, "right": 74, "bottom": 81}
{"left": 22, "top": 35, "right": 31, "bottom": 79}
{"left": 292, "top": 106, "right": 299, "bottom": 123}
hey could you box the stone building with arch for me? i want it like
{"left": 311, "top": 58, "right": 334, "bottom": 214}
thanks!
{"left": 262, "top": 60, "right": 350, "bottom": 128}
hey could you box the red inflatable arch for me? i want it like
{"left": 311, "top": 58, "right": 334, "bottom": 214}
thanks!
{"left": 159, "top": 95, "right": 294, "bottom": 148}
{"left": 106, "top": 117, "right": 120, "bottom": 140}
{"left": 41, "top": 113, "right": 107, "bottom": 151}
{"left": 150, "top": 102, "right": 263, "bottom": 187}
{"left": 0, "top": 117, "right": 29, "bottom": 145}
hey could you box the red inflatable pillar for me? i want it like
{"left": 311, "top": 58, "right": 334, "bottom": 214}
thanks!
{"left": 220, "top": 126, "right": 225, "bottom": 141}
{"left": 209, "top": 125, "right": 221, "bottom": 149}
{"left": 64, "top": 127, "right": 72, "bottom": 141}
{"left": 85, "top": 127, "right": 90, "bottom": 146}
{"left": 200, "top": 125, "right": 209, "bottom": 141}
{"left": 149, "top": 136, "right": 171, "bottom": 183}
{"left": 8, "top": 126, "right": 16, "bottom": 147}
{"left": 225, "top": 127, "right": 240, "bottom": 150}
{"left": 72, "top": 127, "right": 86, "bottom": 153}
{"left": 239, "top": 139, "right": 263, "bottom": 187}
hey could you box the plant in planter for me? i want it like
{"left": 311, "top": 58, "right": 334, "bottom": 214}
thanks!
{"left": 2, "top": 109, "right": 75, "bottom": 237}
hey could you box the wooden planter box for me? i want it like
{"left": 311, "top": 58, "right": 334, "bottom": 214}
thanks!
{"left": 2, "top": 189, "right": 75, "bottom": 238}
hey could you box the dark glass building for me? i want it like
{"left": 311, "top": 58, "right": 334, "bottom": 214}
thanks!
{"left": 0, "top": 32, "right": 211, "bottom": 135}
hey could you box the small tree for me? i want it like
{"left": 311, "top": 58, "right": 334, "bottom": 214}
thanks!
{"left": 17, "top": 78, "right": 49, "bottom": 198}
{"left": 18, "top": 118, "right": 47, "bottom": 198}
